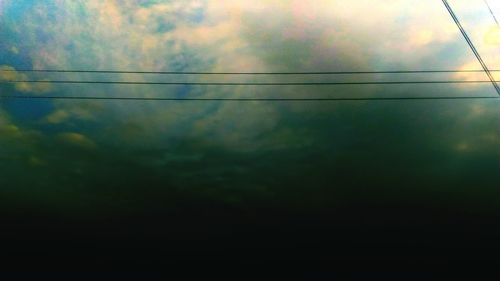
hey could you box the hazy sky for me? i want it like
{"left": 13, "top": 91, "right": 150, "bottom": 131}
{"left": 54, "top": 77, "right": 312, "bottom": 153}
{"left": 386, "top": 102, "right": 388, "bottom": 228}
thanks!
{"left": 0, "top": 0, "right": 499, "bottom": 215}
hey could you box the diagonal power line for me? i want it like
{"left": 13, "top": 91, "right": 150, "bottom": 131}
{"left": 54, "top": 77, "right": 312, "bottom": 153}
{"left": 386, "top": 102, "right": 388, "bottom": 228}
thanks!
{"left": 484, "top": 0, "right": 499, "bottom": 25}
{"left": 442, "top": 0, "right": 500, "bottom": 96}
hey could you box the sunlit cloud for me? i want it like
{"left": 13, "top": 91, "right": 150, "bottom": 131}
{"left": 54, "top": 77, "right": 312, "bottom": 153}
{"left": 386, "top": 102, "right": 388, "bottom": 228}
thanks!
{"left": 45, "top": 110, "right": 70, "bottom": 124}
{"left": 0, "top": 110, "right": 41, "bottom": 142}
{"left": 0, "top": 65, "right": 52, "bottom": 93}
{"left": 0, "top": 112, "right": 22, "bottom": 138}
{"left": 43, "top": 102, "right": 101, "bottom": 124}
{"left": 56, "top": 132, "right": 97, "bottom": 149}
{"left": 484, "top": 26, "right": 500, "bottom": 45}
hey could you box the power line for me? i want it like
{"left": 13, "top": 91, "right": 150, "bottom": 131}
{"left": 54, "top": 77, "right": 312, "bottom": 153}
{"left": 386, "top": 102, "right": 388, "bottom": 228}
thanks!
{"left": 2, "top": 80, "right": 500, "bottom": 86}
{"left": 1, "top": 69, "right": 500, "bottom": 75}
{"left": 0, "top": 95, "right": 498, "bottom": 101}
{"left": 484, "top": 0, "right": 499, "bottom": 25}
{"left": 442, "top": 0, "right": 500, "bottom": 96}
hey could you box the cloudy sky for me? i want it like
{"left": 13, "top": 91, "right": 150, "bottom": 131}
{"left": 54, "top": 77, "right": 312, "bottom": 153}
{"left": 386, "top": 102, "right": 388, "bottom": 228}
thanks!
{"left": 0, "top": 0, "right": 499, "bottom": 218}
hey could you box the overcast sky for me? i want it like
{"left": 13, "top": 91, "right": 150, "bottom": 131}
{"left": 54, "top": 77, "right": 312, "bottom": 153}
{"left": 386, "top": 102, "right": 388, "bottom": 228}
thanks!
{"left": 0, "top": 0, "right": 499, "bottom": 215}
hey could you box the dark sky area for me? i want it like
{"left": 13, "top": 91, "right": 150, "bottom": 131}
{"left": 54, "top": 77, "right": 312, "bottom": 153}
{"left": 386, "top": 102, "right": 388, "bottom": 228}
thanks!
{"left": 1, "top": 0, "right": 500, "bottom": 271}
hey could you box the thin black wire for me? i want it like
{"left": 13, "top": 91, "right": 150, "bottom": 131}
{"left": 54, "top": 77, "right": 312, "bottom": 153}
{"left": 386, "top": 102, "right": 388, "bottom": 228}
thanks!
{"left": 442, "top": 0, "right": 500, "bottom": 96}
{"left": 1, "top": 69, "right": 500, "bottom": 75}
{"left": 2, "top": 80, "right": 500, "bottom": 86}
{"left": 0, "top": 95, "right": 498, "bottom": 101}
{"left": 484, "top": 0, "right": 499, "bottom": 25}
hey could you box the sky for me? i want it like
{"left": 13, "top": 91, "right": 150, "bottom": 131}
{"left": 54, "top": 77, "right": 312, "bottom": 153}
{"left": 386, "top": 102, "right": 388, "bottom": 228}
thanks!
{"left": 0, "top": 0, "right": 499, "bottom": 219}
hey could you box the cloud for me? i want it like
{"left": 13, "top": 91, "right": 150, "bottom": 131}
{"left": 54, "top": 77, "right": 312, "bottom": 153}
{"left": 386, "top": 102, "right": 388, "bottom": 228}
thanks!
{"left": 56, "top": 132, "right": 97, "bottom": 149}
{"left": 0, "top": 65, "right": 52, "bottom": 93}
{"left": 0, "top": 0, "right": 499, "bottom": 212}
{"left": 1, "top": 0, "right": 497, "bottom": 139}
{"left": 484, "top": 26, "right": 500, "bottom": 45}
{"left": 190, "top": 101, "right": 280, "bottom": 152}
{"left": 0, "top": 109, "right": 47, "bottom": 170}
{"left": 28, "top": 156, "right": 46, "bottom": 167}
{"left": 0, "top": 110, "right": 41, "bottom": 142}
{"left": 1, "top": 0, "right": 495, "bottom": 153}
{"left": 45, "top": 110, "right": 70, "bottom": 124}
{"left": 43, "top": 101, "right": 102, "bottom": 124}
{"left": 9, "top": 46, "right": 19, "bottom": 54}
{"left": 0, "top": 111, "right": 22, "bottom": 138}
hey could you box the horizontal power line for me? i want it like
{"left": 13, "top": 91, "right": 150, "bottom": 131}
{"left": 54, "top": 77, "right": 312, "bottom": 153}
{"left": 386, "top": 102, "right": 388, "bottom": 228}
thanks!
{"left": 1, "top": 69, "right": 500, "bottom": 75}
{"left": 1, "top": 95, "right": 498, "bottom": 101}
{"left": 2, "top": 80, "right": 500, "bottom": 86}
